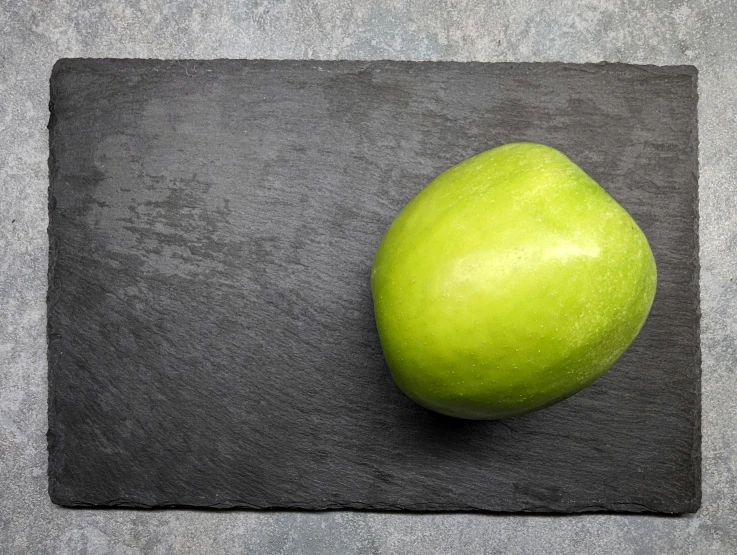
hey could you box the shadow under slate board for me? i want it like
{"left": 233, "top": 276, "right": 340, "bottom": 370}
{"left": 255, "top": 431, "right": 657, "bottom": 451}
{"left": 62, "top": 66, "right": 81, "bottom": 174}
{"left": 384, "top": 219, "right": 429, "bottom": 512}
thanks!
{"left": 47, "top": 59, "right": 700, "bottom": 513}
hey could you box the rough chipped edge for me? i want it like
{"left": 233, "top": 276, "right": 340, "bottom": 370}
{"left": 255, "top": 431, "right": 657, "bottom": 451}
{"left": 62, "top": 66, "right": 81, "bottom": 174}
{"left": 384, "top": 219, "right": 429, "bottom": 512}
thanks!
{"left": 50, "top": 58, "right": 699, "bottom": 79}
{"left": 49, "top": 498, "right": 694, "bottom": 514}
{"left": 47, "top": 60, "right": 64, "bottom": 506}
{"left": 689, "top": 66, "right": 702, "bottom": 514}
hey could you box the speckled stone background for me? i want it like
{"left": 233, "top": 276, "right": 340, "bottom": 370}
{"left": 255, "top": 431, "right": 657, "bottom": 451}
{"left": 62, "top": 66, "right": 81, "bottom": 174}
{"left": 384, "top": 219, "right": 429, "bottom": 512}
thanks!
{"left": 1, "top": 1, "right": 735, "bottom": 553}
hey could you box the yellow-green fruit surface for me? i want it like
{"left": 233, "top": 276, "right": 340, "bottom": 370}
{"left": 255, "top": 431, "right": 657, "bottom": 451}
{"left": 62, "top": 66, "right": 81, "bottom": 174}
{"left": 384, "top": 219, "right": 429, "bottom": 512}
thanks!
{"left": 371, "top": 143, "right": 657, "bottom": 419}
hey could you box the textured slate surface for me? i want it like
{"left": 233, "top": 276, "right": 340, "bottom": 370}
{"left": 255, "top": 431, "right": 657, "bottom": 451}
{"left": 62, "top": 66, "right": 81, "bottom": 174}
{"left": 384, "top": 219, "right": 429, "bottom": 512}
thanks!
{"left": 47, "top": 59, "right": 699, "bottom": 513}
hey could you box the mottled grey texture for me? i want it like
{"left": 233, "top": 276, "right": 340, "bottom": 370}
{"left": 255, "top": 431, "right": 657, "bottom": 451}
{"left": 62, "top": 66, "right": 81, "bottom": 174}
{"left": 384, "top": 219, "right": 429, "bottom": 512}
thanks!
{"left": 47, "top": 59, "right": 699, "bottom": 513}
{"left": 1, "top": 0, "right": 736, "bottom": 553}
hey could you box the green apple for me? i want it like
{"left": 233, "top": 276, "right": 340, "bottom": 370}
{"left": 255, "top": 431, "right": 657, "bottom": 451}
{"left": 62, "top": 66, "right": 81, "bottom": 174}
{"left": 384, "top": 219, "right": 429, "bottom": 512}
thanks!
{"left": 371, "top": 142, "right": 657, "bottom": 420}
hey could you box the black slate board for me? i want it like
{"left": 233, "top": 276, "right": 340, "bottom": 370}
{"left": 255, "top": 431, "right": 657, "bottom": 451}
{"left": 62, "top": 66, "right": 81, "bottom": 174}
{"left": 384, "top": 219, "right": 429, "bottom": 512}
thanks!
{"left": 48, "top": 59, "right": 700, "bottom": 513}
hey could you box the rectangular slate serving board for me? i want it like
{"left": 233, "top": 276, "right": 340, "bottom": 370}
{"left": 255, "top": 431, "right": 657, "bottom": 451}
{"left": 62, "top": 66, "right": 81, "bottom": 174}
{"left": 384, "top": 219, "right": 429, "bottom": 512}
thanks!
{"left": 48, "top": 59, "right": 700, "bottom": 513}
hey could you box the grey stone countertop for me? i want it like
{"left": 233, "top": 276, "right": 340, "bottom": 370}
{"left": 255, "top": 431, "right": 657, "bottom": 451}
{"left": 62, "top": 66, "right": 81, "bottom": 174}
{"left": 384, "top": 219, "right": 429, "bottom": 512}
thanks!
{"left": 1, "top": 1, "right": 735, "bottom": 553}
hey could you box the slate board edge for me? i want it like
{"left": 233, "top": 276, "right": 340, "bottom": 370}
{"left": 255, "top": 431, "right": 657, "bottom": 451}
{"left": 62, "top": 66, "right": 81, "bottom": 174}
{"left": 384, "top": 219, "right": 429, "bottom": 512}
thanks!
{"left": 48, "top": 501, "right": 685, "bottom": 514}
{"left": 46, "top": 59, "right": 701, "bottom": 514}
{"left": 47, "top": 63, "right": 64, "bottom": 511}
{"left": 689, "top": 65, "right": 703, "bottom": 514}
{"left": 48, "top": 57, "right": 699, "bottom": 80}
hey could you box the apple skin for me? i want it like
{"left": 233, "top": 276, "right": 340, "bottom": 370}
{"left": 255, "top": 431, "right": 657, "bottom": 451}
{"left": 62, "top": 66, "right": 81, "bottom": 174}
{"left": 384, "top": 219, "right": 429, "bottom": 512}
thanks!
{"left": 371, "top": 142, "right": 657, "bottom": 420}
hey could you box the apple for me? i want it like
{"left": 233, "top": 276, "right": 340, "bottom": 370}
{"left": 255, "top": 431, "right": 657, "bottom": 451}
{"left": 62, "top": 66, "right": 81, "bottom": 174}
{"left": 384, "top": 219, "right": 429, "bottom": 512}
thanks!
{"left": 371, "top": 142, "right": 657, "bottom": 420}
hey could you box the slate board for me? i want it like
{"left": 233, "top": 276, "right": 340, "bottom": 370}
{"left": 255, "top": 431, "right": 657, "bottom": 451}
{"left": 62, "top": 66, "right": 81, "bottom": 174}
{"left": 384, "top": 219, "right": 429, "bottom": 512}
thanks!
{"left": 47, "top": 59, "right": 700, "bottom": 513}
